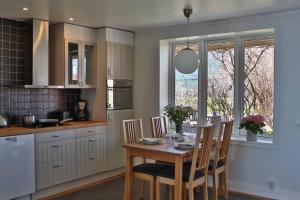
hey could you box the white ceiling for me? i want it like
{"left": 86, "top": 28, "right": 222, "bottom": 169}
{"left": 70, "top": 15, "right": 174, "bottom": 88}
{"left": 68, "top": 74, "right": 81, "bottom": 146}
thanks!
{"left": 1, "top": 0, "right": 300, "bottom": 31}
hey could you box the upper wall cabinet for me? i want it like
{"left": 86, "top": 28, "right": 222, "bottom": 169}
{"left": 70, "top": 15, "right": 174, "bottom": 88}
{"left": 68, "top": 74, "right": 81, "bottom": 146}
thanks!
{"left": 107, "top": 42, "right": 134, "bottom": 80}
{"left": 50, "top": 24, "right": 97, "bottom": 88}
{"left": 101, "top": 28, "right": 134, "bottom": 80}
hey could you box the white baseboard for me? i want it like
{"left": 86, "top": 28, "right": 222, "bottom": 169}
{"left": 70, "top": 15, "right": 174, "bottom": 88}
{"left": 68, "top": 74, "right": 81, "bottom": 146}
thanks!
{"left": 227, "top": 180, "right": 300, "bottom": 200}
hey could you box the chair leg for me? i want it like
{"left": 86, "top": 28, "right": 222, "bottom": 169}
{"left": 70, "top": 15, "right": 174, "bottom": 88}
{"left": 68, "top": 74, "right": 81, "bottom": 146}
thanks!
{"left": 139, "top": 180, "right": 145, "bottom": 200}
{"left": 156, "top": 179, "right": 161, "bottom": 200}
{"left": 212, "top": 174, "right": 218, "bottom": 200}
{"left": 202, "top": 179, "right": 208, "bottom": 200}
{"left": 188, "top": 188, "right": 194, "bottom": 200}
{"left": 221, "top": 172, "right": 229, "bottom": 199}
{"left": 149, "top": 179, "right": 155, "bottom": 200}
{"left": 168, "top": 185, "right": 173, "bottom": 200}
{"left": 183, "top": 187, "right": 187, "bottom": 200}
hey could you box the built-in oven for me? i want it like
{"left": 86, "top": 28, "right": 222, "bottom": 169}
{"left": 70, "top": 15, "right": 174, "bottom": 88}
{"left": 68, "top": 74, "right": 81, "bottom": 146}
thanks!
{"left": 107, "top": 79, "right": 133, "bottom": 110}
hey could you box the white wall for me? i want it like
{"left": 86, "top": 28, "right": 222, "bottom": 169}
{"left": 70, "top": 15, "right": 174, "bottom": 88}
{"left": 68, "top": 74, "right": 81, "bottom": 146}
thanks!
{"left": 134, "top": 10, "right": 300, "bottom": 199}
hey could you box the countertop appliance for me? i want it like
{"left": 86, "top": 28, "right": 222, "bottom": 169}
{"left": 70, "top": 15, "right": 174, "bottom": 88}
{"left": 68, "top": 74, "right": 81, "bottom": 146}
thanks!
{"left": 106, "top": 79, "right": 133, "bottom": 110}
{"left": 23, "top": 112, "right": 37, "bottom": 128}
{"left": 48, "top": 111, "right": 70, "bottom": 121}
{"left": 0, "top": 134, "right": 35, "bottom": 200}
{"left": 0, "top": 114, "right": 9, "bottom": 128}
{"left": 74, "top": 100, "right": 89, "bottom": 120}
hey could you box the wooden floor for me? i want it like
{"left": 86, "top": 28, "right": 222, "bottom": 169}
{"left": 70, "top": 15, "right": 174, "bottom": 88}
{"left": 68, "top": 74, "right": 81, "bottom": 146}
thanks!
{"left": 53, "top": 177, "right": 262, "bottom": 200}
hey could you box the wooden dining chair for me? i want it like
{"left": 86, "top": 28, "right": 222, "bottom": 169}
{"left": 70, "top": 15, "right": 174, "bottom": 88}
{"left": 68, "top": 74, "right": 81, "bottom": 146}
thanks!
{"left": 151, "top": 116, "right": 168, "bottom": 138}
{"left": 123, "top": 118, "right": 170, "bottom": 200}
{"left": 208, "top": 120, "right": 234, "bottom": 200}
{"left": 155, "top": 125, "right": 214, "bottom": 200}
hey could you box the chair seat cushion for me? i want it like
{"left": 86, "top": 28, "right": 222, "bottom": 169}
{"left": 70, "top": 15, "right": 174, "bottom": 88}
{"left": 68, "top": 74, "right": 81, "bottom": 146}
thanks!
{"left": 208, "top": 160, "right": 224, "bottom": 170}
{"left": 156, "top": 165, "right": 204, "bottom": 182}
{"left": 133, "top": 163, "right": 171, "bottom": 176}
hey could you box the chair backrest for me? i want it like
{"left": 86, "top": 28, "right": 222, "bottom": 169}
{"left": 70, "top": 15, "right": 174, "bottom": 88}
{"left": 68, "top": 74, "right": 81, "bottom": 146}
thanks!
{"left": 123, "top": 118, "right": 144, "bottom": 144}
{"left": 212, "top": 120, "right": 234, "bottom": 169}
{"left": 151, "top": 116, "right": 168, "bottom": 138}
{"left": 210, "top": 115, "right": 222, "bottom": 137}
{"left": 189, "top": 125, "right": 213, "bottom": 184}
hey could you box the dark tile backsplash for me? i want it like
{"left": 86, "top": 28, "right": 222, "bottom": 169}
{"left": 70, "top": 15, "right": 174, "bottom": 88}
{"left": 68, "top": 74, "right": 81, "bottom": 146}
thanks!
{"left": 0, "top": 18, "right": 81, "bottom": 123}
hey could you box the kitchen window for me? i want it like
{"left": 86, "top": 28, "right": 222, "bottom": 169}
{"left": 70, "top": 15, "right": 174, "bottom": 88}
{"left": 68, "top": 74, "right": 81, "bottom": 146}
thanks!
{"left": 169, "top": 31, "right": 275, "bottom": 143}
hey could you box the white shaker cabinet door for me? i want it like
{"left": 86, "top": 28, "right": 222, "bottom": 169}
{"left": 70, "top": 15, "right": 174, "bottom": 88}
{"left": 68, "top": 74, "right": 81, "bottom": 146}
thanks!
{"left": 107, "top": 109, "right": 133, "bottom": 170}
{"left": 107, "top": 42, "right": 121, "bottom": 79}
{"left": 120, "top": 44, "right": 134, "bottom": 80}
{"left": 76, "top": 135, "right": 98, "bottom": 156}
{"left": 76, "top": 132, "right": 107, "bottom": 176}
{"left": 37, "top": 157, "right": 77, "bottom": 189}
{"left": 36, "top": 138, "right": 76, "bottom": 164}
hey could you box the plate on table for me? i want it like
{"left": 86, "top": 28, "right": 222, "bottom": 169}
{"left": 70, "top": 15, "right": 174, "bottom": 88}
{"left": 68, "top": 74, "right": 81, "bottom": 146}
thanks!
{"left": 174, "top": 142, "right": 195, "bottom": 150}
{"left": 139, "top": 138, "right": 162, "bottom": 145}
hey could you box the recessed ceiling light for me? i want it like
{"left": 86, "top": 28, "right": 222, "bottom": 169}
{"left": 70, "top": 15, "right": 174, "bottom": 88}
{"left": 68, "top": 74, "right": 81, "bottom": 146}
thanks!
{"left": 22, "top": 7, "right": 29, "bottom": 11}
{"left": 68, "top": 17, "right": 74, "bottom": 21}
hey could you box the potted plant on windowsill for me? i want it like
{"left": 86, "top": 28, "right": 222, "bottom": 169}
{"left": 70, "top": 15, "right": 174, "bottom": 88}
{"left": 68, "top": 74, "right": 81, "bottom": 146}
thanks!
{"left": 164, "top": 105, "right": 193, "bottom": 134}
{"left": 239, "top": 114, "right": 266, "bottom": 141}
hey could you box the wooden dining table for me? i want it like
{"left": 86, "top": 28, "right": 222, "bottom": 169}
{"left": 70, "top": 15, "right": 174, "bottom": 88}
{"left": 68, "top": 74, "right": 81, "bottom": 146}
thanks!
{"left": 123, "top": 142, "right": 196, "bottom": 200}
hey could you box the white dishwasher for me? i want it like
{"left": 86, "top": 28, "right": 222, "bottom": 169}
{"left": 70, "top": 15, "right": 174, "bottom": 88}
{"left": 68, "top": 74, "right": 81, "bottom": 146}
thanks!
{"left": 0, "top": 134, "right": 35, "bottom": 200}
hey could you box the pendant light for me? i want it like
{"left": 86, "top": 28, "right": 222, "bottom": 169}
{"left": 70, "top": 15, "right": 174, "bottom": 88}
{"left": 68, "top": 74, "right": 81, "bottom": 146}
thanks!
{"left": 174, "top": 8, "right": 199, "bottom": 74}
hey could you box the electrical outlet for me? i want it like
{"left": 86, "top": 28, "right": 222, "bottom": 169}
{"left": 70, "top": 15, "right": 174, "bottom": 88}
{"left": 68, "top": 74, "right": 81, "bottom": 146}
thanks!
{"left": 268, "top": 179, "right": 276, "bottom": 191}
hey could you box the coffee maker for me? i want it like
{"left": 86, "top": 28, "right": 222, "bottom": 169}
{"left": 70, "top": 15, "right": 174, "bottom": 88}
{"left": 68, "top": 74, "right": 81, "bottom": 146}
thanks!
{"left": 74, "top": 100, "right": 89, "bottom": 121}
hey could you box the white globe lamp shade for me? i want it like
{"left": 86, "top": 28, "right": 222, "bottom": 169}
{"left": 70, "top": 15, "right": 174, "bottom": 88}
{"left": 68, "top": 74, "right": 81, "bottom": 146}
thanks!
{"left": 175, "top": 48, "right": 199, "bottom": 74}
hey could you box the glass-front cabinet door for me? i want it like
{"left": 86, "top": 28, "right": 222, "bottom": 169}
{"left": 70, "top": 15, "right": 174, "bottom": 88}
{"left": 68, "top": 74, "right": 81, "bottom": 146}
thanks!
{"left": 65, "top": 40, "right": 96, "bottom": 88}
{"left": 66, "top": 41, "right": 81, "bottom": 88}
{"left": 83, "top": 43, "right": 96, "bottom": 87}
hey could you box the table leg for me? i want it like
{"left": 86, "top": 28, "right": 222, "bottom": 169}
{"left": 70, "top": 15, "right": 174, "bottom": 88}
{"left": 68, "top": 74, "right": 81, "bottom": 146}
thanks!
{"left": 174, "top": 156, "right": 183, "bottom": 200}
{"left": 124, "top": 149, "right": 133, "bottom": 200}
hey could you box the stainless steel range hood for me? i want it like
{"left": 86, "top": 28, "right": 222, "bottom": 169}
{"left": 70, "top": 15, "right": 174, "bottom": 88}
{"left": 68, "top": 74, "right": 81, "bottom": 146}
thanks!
{"left": 24, "top": 19, "right": 63, "bottom": 89}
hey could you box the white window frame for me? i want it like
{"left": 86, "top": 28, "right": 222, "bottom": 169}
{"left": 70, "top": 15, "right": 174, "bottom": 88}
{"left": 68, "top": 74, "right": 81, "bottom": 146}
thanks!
{"left": 168, "top": 31, "right": 275, "bottom": 144}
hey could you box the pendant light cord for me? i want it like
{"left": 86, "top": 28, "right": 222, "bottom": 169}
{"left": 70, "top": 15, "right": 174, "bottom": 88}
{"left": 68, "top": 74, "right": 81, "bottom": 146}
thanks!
{"left": 186, "top": 16, "right": 189, "bottom": 48}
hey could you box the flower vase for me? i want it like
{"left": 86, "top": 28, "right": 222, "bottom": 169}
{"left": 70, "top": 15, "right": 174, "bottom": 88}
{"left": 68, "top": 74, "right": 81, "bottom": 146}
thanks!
{"left": 175, "top": 123, "right": 184, "bottom": 142}
{"left": 246, "top": 130, "right": 257, "bottom": 141}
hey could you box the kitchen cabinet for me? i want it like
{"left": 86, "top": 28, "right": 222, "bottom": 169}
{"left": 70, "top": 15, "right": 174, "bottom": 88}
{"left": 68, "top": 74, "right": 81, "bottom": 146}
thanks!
{"left": 75, "top": 126, "right": 107, "bottom": 177}
{"left": 35, "top": 125, "right": 107, "bottom": 189}
{"left": 107, "top": 109, "right": 134, "bottom": 169}
{"left": 50, "top": 23, "right": 97, "bottom": 88}
{"left": 107, "top": 42, "right": 134, "bottom": 80}
{"left": 65, "top": 40, "right": 97, "bottom": 88}
{"left": 36, "top": 130, "right": 77, "bottom": 189}
{"left": 37, "top": 157, "right": 77, "bottom": 189}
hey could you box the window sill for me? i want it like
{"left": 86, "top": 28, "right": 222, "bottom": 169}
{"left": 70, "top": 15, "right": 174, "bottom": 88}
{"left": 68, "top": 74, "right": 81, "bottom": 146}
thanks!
{"left": 231, "top": 136, "right": 276, "bottom": 149}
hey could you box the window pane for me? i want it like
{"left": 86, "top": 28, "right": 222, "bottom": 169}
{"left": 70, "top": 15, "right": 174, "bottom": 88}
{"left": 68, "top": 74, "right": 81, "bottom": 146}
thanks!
{"left": 174, "top": 43, "right": 199, "bottom": 129}
{"left": 243, "top": 38, "right": 274, "bottom": 135}
{"left": 207, "top": 41, "right": 235, "bottom": 122}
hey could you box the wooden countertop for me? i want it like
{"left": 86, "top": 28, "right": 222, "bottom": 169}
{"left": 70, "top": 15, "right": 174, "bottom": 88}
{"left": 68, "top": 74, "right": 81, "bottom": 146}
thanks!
{"left": 0, "top": 121, "right": 108, "bottom": 137}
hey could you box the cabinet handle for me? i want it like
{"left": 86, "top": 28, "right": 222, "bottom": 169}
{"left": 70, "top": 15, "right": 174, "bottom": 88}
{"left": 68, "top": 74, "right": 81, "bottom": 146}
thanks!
{"left": 88, "top": 130, "right": 96, "bottom": 133}
{"left": 107, "top": 67, "right": 111, "bottom": 75}
{"left": 88, "top": 138, "right": 96, "bottom": 142}
{"left": 53, "top": 165, "right": 62, "bottom": 168}
{"left": 52, "top": 145, "right": 60, "bottom": 148}
{"left": 52, "top": 135, "right": 60, "bottom": 138}
{"left": 89, "top": 157, "right": 96, "bottom": 160}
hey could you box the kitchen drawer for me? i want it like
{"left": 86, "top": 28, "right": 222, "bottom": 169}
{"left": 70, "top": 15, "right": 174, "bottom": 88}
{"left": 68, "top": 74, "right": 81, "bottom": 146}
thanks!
{"left": 75, "top": 126, "right": 97, "bottom": 137}
{"left": 77, "top": 151, "right": 107, "bottom": 177}
{"left": 37, "top": 157, "right": 77, "bottom": 189}
{"left": 96, "top": 126, "right": 107, "bottom": 134}
{"left": 36, "top": 129, "right": 75, "bottom": 143}
{"left": 77, "top": 153, "right": 98, "bottom": 177}
{"left": 76, "top": 133, "right": 106, "bottom": 156}
{"left": 75, "top": 126, "right": 107, "bottom": 137}
{"left": 36, "top": 138, "right": 76, "bottom": 164}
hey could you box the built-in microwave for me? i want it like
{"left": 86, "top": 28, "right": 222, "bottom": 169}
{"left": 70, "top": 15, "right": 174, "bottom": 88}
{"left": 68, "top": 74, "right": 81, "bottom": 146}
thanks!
{"left": 106, "top": 79, "right": 133, "bottom": 110}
